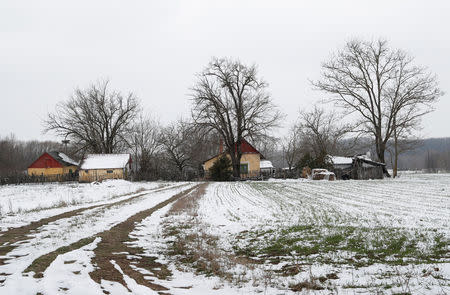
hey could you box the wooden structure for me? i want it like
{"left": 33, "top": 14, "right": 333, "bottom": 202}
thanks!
{"left": 27, "top": 151, "right": 78, "bottom": 180}
{"left": 311, "top": 169, "right": 335, "bottom": 181}
{"left": 330, "top": 155, "right": 385, "bottom": 180}
{"left": 79, "top": 154, "right": 132, "bottom": 182}
{"left": 203, "top": 139, "right": 264, "bottom": 179}
{"left": 260, "top": 160, "right": 276, "bottom": 177}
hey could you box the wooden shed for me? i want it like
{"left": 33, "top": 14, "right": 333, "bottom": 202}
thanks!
{"left": 79, "top": 154, "right": 132, "bottom": 182}
{"left": 330, "top": 155, "right": 385, "bottom": 180}
{"left": 27, "top": 151, "right": 78, "bottom": 179}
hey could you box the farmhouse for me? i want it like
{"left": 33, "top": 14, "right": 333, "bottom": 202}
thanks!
{"left": 27, "top": 151, "right": 78, "bottom": 179}
{"left": 203, "top": 139, "right": 268, "bottom": 179}
{"left": 330, "top": 155, "right": 385, "bottom": 180}
{"left": 79, "top": 154, "right": 132, "bottom": 182}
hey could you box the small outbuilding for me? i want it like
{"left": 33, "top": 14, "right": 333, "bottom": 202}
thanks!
{"left": 260, "top": 160, "right": 276, "bottom": 177}
{"left": 330, "top": 155, "right": 385, "bottom": 180}
{"left": 27, "top": 151, "right": 79, "bottom": 179}
{"left": 79, "top": 154, "right": 132, "bottom": 182}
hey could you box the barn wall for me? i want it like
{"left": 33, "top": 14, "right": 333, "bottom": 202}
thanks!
{"left": 28, "top": 167, "right": 64, "bottom": 176}
{"left": 62, "top": 166, "right": 78, "bottom": 174}
{"left": 79, "top": 168, "right": 125, "bottom": 182}
{"left": 354, "top": 166, "right": 383, "bottom": 180}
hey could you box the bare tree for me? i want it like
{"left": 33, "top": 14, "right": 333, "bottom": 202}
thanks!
{"left": 44, "top": 80, "right": 140, "bottom": 154}
{"left": 159, "top": 119, "right": 193, "bottom": 179}
{"left": 282, "top": 126, "right": 302, "bottom": 172}
{"left": 296, "top": 106, "right": 352, "bottom": 160}
{"left": 128, "top": 115, "right": 162, "bottom": 179}
{"left": 313, "top": 39, "right": 442, "bottom": 175}
{"left": 191, "top": 57, "right": 282, "bottom": 178}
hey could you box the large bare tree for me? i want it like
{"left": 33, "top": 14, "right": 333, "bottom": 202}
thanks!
{"left": 191, "top": 57, "right": 282, "bottom": 178}
{"left": 44, "top": 80, "right": 140, "bottom": 154}
{"left": 128, "top": 115, "right": 161, "bottom": 178}
{"left": 313, "top": 39, "right": 442, "bottom": 175}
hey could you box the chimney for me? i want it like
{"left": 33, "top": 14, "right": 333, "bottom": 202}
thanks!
{"left": 219, "top": 138, "right": 223, "bottom": 154}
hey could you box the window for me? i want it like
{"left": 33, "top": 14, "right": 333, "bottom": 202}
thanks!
{"left": 240, "top": 163, "right": 248, "bottom": 174}
{"left": 107, "top": 170, "right": 113, "bottom": 174}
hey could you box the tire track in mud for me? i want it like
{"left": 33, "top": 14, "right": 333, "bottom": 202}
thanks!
{"left": 0, "top": 183, "right": 184, "bottom": 265}
{"left": 23, "top": 184, "right": 206, "bottom": 294}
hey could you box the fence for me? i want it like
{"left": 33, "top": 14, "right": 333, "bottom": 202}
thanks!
{"left": 0, "top": 173, "right": 78, "bottom": 186}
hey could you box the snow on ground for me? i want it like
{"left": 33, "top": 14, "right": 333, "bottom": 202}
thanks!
{"left": 188, "top": 173, "right": 450, "bottom": 294}
{"left": 199, "top": 173, "right": 450, "bottom": 235}
{"left": 0, "top": 182, "right": 195, "bottom": 294}
{"left": 131, "top": 173, "right": 448, "bottom": 294}
{"left": 0, "top": 180, "right": 164, "bottom": 223}
{"left": 0, "top": 173, "right": 449, "bottom": 294}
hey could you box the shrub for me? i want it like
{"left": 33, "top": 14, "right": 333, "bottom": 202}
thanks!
{"left": 210, "top": 156, "right": 232, "bottom": 181}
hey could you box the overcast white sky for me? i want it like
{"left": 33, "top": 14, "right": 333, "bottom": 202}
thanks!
{"left": 1, "top": 0, "right": 449, "bottom": 141}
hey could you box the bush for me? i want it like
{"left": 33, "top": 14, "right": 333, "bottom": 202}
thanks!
{"left": 296, "top": 152, "right": 332, "bottom": 170}
{"left": 210, "top": 156, "right": 232, "bottom": 181}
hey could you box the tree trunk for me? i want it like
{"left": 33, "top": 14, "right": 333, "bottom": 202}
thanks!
{"left": 393, "top": 130, "right": 398, "bottom": 178}
{"left": 376, "top": 141, "right": 391, "bottom": 177}
{"left": 229, "top": 152, "right": 241, "bottom": 179}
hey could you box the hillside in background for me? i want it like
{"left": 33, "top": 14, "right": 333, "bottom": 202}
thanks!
{"left": 395, "top": 137, "right": 450, "bottom": 171}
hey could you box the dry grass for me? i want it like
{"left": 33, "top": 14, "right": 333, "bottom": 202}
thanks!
{"left": 161, "top": 183, "right": 268, "bottom": 288}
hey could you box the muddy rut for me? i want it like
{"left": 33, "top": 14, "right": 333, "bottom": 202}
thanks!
{"left": 0, "top": 183, "right": 184, "bottom": 265}
{"left": 20, "top": 183, "right": 207, "bottom": 294}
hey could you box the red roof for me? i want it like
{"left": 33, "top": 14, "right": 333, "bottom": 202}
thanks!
{"left": 28, "top": 152, "right": 63, "bottom": 169}
{"left": 234, "top": 138, "right": 260, "bottom": 154}
{"left": 28, "top": 152, "right": 78, "bottom": 169}
{"left": 203, "top": 139, "right": 262, "bottom": 163}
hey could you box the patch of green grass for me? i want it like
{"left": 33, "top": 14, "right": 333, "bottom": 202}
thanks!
{"left": 232, "top": 224, "right": 449, "bottom": 268}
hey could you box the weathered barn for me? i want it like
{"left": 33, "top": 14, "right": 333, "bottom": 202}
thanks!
{"left": 330, "top": 155, "right": 385, "bottom": 180}
{"left": 79, "top": 154, "right": 132, "bottom": 182}
{"left": 27, "top": 151, "right": 78, "bottom": 179}
{"left": 203, "top": 139, "right": 264, "bottom": 179}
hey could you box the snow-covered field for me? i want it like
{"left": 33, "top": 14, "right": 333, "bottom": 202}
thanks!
{"left": 0, "top": 174, "right": 449, "bottom": 294}
{"left": 0, "top": 179, "right": 161, "bottom": 215}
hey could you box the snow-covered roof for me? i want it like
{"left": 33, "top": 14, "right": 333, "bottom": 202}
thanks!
{"left": 47, "top": 151, "right": 79, "bottom": 166}
{"left": 330, "top": 156, "right": 353, "bottom": 165}
{"left": 80, "top": 154, "right": 131, "bottom": 170}
{"left": 260, "top": 160, "right": 274, "bottom": 169}
{"left": 57, "top": 152, "right": 79, "bottom": 166}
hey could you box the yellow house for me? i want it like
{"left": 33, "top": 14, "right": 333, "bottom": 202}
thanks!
{"left": 79, "top": 154, "right": 132, "bottom": 182}
{"left": 203, "top": 139, "right": 262, "bottom": 178}
{"left": 27, "top": 151, "right": 78, "bottom": 179}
